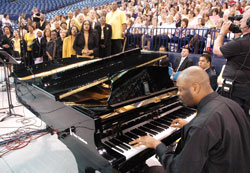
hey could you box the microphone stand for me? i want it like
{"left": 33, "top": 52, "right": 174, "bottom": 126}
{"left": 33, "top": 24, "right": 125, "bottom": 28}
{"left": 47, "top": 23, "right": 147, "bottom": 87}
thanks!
{"left": 0, "top": 51, "right": 23, "bottom": 122}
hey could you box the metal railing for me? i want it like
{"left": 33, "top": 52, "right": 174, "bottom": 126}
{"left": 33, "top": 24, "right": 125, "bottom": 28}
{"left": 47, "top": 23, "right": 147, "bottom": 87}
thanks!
{"left": 125, "top": 27, "right": 236, "bottom": 54}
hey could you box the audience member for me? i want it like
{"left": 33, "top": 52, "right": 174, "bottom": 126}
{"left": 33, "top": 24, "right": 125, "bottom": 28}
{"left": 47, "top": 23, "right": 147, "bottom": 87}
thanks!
{"left": 52, "top": 21, "right": 61, "bottom": 38}
{"left": 46, "top": 30, "right": 58, "bottom": 61}
{"left": 41, "top": 28, "right": 51, "bottom": 62}
{"left": 73, "top": 20, "right": 99, "bottom": 58}
{"left": 60, "top": 22, "right": 68, "bottom": 33}
{"left": 32, "top": 29, "right": 43, "bottom": 64}
{"left": 55, "top": 30, "right": 67, "bottom": 59}
{"left": 63, "top": 26, "right": 78, "bottom": 58}
{"left": 210, "top": 8, "right": 220, "bottom": 24}
{"left": 89, "top": 10, "right": 100, "bottom": 29}
{"left": 106, "top": 1, "right": 126, "bottom": 54}
{"left": 2, "top": 14, "right": 12, "bottom": 29}
{"left": 18, "top": 13, "right": 26, "bottom": 28}
{"left": 172, "top": 47, "right": 193, "bottom": 74}
{"left": 39, "top": 14, "right": 47, "bottom": 31}
{"left": 0, "top": 26, "right": 13, "bottom": 55}
{"left": 32, "top": 21, "right": 39, "bottom": 36}
{"left": 76, "top": 13, "right": 85, "bottom": 31}
{"left": 12, "top": 30, "right": 21, "bottom": 57}
{"left": 95, "top": 15, "right": 112, "bottom": 58}
{"left": 74, "top": 8, "right": 80, "bottom": 18}
{"left": 82, "top": 6, "right": 89, "bottom": 20}
{"left": 66, "top": 11, "right": 74, "bottom": 29}
{"left": 32, "top": 8, "right": 41, "bottom": 23}
{"left": 198, "top": 53, "right": 217, "bottom": 90}
{"left": 24, "top": 25, "right": 35, "bottom": 66}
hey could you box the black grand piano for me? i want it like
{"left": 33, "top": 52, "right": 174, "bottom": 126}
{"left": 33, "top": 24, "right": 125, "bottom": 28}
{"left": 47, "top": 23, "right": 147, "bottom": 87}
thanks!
{"left": 14, "top": 49, "right": 196, "bottom": 173}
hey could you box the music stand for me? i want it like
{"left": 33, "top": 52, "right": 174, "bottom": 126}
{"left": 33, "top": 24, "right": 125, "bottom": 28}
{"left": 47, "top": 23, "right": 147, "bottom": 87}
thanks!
{"left": 0, "top": 50, "right": 23, "bottom": 122}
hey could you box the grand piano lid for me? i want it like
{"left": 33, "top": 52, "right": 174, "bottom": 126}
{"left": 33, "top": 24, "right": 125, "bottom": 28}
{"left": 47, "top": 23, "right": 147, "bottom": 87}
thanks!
{"left": 15, "top": 49, "right": 169, "bottom": 105}
{"left": 14, "top": 57, "right": 101, "bottom": 81}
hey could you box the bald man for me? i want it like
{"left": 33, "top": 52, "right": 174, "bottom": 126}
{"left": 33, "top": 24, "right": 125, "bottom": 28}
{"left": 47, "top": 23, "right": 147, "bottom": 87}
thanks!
{"left": 130, "top": 66, "right": 250, "bottom": 173}
{"left": 213, "top": 10, "right": 250, "bottom": 117}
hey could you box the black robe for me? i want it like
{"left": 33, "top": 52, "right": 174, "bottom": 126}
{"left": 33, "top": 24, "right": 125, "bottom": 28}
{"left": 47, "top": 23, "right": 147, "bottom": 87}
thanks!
{"left": 0, "top": 34, "right": 13, "bottom": 55}
{"left": 31, "top": 37, "right": 43, "bottom": 58}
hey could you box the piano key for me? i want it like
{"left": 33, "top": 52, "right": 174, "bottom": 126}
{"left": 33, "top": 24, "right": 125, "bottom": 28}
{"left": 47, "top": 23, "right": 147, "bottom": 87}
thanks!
{"left": 171, "top": 111, "right": 188, "bottom": 118}
{"left": 125, "top": 132, "right": 139, "bottom": 139}
{"left": 110, "top": 139, "right": 130, "bottom": 151}
{"left": 104, "top": 141, "right": 124, "bottom": 153}
{"left": 107, "top": 112, "right": 197, "bottom": 161}
{"left": 151, "top": 121, "right": 169, "bottom": 129}
{"left": 168, "top": 114, "right": 181, "bottom": 119}
{"left": 131, "top": 129, "right": 147, "bottom": 136}
{"left": 144, "top": 123, "right": 164, "bottom": 132}
{"left": 116, "top": 135, "right": 133, "bottom": 144}
{"left": 179, "top": 108, "right": 195, "bottom": 115}
{"left": 114, "top": 138, "right": 132, "bottom": 149}
{"left": 155, "top": 119, "right": 171, "bottom": 126}
{"left": 138, "top": 126, "right": 158, "bottom": 136}
{"left": 161, "top": 116, "right": 175, "bottom": 122}
{"left": 120, "top": 135, "right": 138, "bottom": 147}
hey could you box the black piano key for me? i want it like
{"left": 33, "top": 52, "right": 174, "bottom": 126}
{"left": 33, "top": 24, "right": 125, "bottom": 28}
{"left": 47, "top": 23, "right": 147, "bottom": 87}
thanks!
{"left": 151, "top": 121, "right": 169, "bottom": 129}
{"left": 148, "top": 122, "right": 167, "bottom": 130}
{"left": 114, "top": 138, "right": 132, "bottom": 149}
{"left": 110, "top": 138, "right": 130, "bottom": 151}
{"left": 138, "top": 126, "right": 158, "bottom": 135}
{"left": 179, "top": 108, "right": 195, "bottom": 115}
{"left": 162, "top": 116, "right": 175, "bottom": 122}
{"left": 112, "top": 138, "right": 131, "bottom": 150}
{"left": 169, "top": 114, "right": 181, "bottom": 119}
{"left": 104, "top": 141, "right": 124, "bottom": 153}
{"left": 156, "top": 119, "right": 171, "bottom": 126}
{"left": 131, "top": 129, "right": 147, "bottom": 136}
{"left": 144, "top": 123, "right": 164, "bottom": 133}
{"left": 171, "top": 112, "right": 187, "bottom": 118}
{"left": 125, "top": 132, "right": 139, "bottom": 139}
{"left": 177, "top": 108, "right": 193, "bottom": 114}
{"left": 116, "top": 135, "right": 133, "bottom": 144}
{"left": 121, "top": 134, "right": 138, "bottom": 146}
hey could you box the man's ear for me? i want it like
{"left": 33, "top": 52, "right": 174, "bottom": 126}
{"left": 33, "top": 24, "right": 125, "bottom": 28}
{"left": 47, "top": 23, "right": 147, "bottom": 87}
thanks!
{"left": 191, "top": 82, "right": 201, "bottom": 95}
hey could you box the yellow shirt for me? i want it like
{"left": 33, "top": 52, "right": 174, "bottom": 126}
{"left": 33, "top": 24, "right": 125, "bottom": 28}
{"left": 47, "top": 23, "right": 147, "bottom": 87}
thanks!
{"left": 24, "top": 33, "right": 35, "bottom": 51}
{"left": 62, "top": 35, "right": 76, "bottom": 58}
{"left": 106, "top": 9, "right": 126, "bottom": 39}
{"left": 76, "top": 21, "right": 83, "bottom": 31}
{"left": 12, "top": 38, "right": 21, "bottom": 54}
{"left": 83, "top": 14, "right": 90, "bottom": 21}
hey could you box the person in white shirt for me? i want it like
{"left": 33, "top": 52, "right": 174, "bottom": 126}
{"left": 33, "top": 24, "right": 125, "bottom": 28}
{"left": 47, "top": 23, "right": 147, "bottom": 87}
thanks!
{"left": 2, "top": 14, "right": 12, "bottom": 29}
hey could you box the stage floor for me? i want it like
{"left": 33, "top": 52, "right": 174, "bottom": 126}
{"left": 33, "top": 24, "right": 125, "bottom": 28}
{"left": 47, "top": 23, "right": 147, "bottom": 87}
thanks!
{"left": 0, "top": 67, "right": 78, "bottom": 173}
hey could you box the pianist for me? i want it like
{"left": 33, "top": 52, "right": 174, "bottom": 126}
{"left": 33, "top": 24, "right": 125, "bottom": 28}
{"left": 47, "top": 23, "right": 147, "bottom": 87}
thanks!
{"left": 130, "top": 66, "right": 250, "bottom": 173}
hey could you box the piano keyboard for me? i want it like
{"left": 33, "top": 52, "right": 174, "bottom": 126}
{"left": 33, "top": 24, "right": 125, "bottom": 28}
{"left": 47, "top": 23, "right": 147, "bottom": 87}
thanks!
{"left": 103, "top": 107, "right": 196, "bottom": 160}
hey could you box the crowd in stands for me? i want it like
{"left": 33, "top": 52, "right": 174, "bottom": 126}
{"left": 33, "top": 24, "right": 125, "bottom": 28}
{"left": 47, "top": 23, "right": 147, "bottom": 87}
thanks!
{"left": 0, "top": 0, "right": 250, "bottom": 68}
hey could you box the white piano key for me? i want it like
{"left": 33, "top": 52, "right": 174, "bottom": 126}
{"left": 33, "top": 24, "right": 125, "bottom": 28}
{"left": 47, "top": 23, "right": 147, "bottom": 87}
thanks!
{"left": 111, "top": 113, "right": 196, "bottom": 160}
